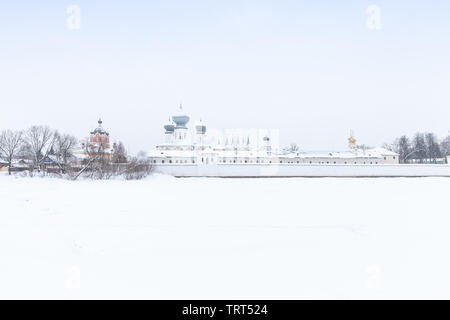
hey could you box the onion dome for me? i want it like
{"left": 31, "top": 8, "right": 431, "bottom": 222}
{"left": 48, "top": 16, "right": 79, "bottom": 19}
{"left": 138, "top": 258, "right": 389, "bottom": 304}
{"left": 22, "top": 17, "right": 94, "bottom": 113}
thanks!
{"left": 164, "top": 118, "right": 175, "bottom": 134}
{"left": 195, "top": 119, "right": 206, "bottom": 135}
{"left": 348, "top": 131, "right": 356, "bottom": 150}
{"left": 172, "top": 104, "right": 190, "bottom": 129}
{"left": 90, "top": 118, "right": 109, "bottom": 135}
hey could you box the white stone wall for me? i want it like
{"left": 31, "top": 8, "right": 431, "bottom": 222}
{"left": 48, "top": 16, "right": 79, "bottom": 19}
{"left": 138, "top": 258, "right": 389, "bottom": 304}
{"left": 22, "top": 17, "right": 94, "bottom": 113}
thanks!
{"left": 152, "top": 163, "right": 450, "bottom": 177}
{"left": 149, "top": 155, "right": 398, "bottom": 165}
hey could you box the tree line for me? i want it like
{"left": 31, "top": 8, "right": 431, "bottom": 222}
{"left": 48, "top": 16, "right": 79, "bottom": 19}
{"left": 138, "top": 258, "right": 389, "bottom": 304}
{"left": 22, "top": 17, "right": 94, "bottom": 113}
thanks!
{"left": 0, "top": 125, "right": 152, "bottom": 179}
{"left": 383, "top": 132, "right": 450, "bottom": 164}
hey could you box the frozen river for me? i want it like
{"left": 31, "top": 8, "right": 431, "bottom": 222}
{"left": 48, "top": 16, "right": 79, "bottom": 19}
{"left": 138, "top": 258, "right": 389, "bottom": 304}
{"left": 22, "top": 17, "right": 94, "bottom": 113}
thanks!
{"left": 1, "top": 174, "right": 449, "bottom": 299}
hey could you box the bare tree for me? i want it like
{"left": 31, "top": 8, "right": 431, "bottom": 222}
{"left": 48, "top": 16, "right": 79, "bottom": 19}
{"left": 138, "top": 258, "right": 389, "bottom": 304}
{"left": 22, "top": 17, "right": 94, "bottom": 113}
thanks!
{"left": 73, "top": 138, "right": 111, "bottom": 180}
{"left": 0, "top": 130, "right": 23, "bottom": 175}
{"left": 425, "top": 132, "right": 441, "bottom": 163}
{"left": 412, "top": 133, "right": 427, "bottom": 163}
{"left": 24, "top": 126, "right": 55, "bottom": 172}
{"left": 289, "top": 143, "right": 300, "bottom": 153}
{"left": 283, "top": 143, "right": 300, "bottom": 154}
{"left": 112, "top": 141, "right": 128, "bottom": 163}
{"left": 53, "top": 131, "right": 78, "bottom": 174}
{"left": 390, "top": 135, "right": 411, "bottom": 164}
{"left": 440, "top": 135, "right": 450, "bottom": 157}
{"left": 137, "top": 150, "right": 147, "bottom": 159}
{"left": 124, "top": 156, "right": 153, "bottom": 180}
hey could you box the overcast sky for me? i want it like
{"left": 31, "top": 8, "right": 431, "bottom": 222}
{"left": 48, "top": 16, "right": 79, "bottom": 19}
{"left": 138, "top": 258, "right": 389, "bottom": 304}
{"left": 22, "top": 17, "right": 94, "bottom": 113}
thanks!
{"left": 1, "top": 1, "right": 449, "bottom": 153}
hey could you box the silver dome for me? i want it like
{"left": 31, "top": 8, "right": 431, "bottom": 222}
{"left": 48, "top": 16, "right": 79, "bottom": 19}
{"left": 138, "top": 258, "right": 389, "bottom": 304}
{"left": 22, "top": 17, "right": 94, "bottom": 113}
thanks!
{"left": 172, "top": 115, "right": 190, "bottom": 129}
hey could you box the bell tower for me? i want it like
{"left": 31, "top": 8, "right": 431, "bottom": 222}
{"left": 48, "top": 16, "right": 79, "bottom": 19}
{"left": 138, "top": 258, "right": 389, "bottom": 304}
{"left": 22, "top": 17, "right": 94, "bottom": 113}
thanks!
{"left": 90, "top": 118, "right": 110, "bottom": 149}
{"left": 348, "top": 130, "right": 356, "bottom": 150}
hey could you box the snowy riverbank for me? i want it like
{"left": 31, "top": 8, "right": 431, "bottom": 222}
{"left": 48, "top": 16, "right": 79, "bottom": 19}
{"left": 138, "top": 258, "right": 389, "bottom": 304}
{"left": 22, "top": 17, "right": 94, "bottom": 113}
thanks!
{"left": 1, "top": 174, "right": 449, "bottom": 299}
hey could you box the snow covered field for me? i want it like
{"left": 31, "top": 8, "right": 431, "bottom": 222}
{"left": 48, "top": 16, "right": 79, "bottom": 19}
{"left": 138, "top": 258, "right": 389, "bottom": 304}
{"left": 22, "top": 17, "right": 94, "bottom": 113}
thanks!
{"left": 1, "top": 173, "right": 450, "bottom": 299}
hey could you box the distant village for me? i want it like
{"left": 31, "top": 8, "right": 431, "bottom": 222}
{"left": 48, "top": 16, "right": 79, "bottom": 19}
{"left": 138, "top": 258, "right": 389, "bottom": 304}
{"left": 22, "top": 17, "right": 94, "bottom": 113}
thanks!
{"left": 0, "top": 119, "right": 152, "bottom": 180}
